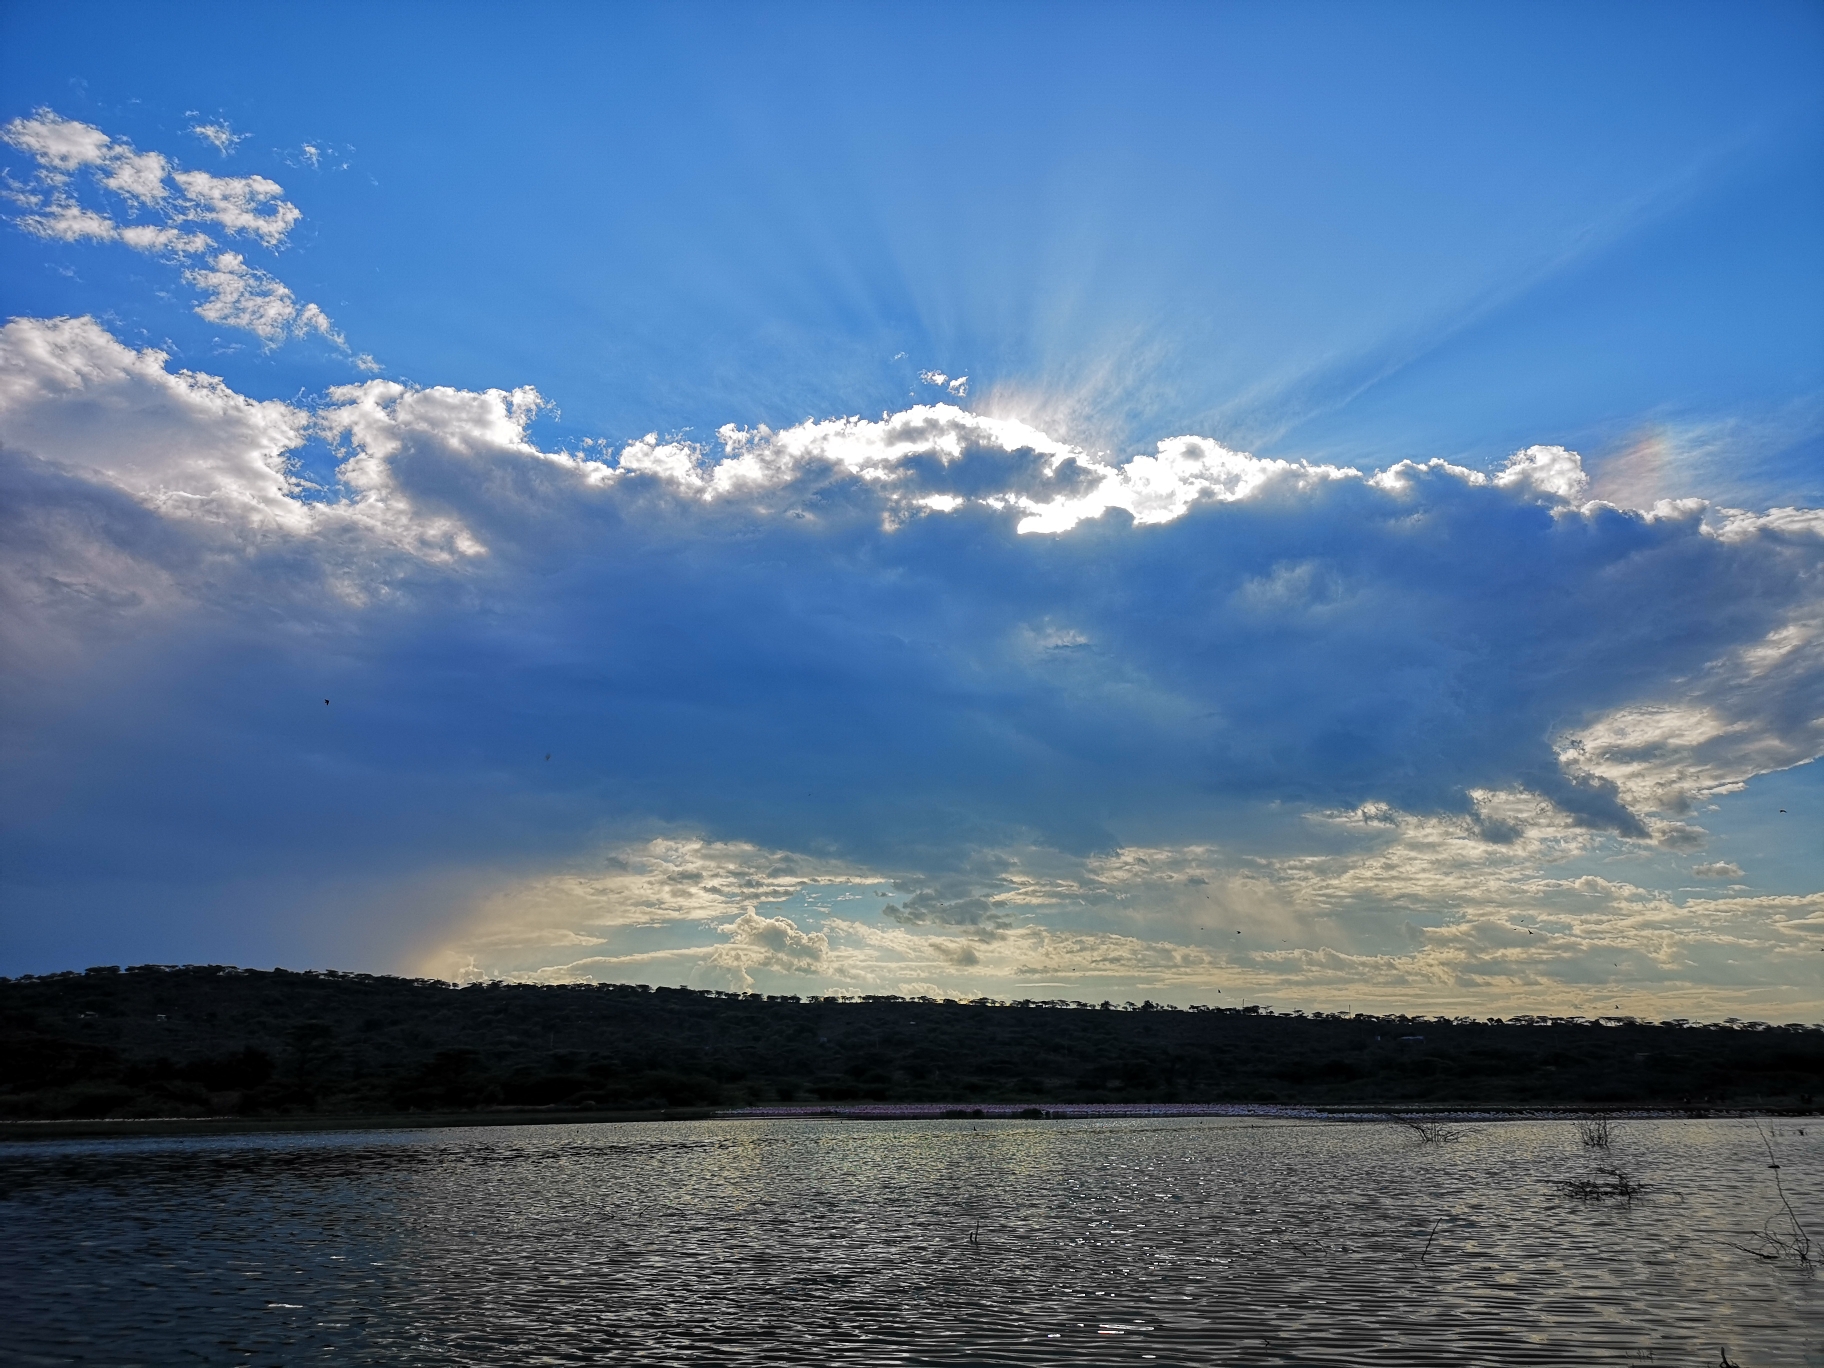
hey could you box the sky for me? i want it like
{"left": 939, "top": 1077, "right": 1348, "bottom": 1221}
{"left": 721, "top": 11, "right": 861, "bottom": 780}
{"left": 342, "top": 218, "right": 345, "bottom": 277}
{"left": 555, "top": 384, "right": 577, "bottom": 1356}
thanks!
{"left": 2, "top": 1, "right": 1821, "bottom": 1020}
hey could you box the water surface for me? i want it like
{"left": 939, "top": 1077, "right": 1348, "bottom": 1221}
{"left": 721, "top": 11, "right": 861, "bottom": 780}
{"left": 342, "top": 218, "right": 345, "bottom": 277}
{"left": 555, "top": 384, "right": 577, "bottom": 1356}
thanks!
{"left": 2, "top": 1116, "right": 1818, "bottom": 1365}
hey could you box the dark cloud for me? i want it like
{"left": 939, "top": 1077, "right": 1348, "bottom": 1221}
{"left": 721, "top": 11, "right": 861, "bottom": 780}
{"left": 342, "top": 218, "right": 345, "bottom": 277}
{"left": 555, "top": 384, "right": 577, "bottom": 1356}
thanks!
{"left": 2, "top": 317, "right": 1820, "bottom": 973}
{"left": 883, "top": 893, "right": 1009, "bottom": 928}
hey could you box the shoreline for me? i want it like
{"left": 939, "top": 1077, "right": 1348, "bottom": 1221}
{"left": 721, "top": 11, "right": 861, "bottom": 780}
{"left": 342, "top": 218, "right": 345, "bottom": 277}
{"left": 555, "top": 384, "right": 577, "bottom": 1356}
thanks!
{"left": 1, "top": 1100, "right": 1803, "bottom": 1141}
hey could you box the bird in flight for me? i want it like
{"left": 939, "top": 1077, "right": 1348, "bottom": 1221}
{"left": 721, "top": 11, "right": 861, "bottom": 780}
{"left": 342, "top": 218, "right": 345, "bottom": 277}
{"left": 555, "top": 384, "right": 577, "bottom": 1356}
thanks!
{"left": 323, "top": 699, "right": 329, "bottom": 706}
{"left": 545, "top": 753, "right": 551, "bottom": 761}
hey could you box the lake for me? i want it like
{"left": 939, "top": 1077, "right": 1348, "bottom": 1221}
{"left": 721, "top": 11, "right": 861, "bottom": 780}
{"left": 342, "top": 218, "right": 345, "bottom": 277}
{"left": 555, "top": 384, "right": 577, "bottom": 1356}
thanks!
{"left": 1, "top": 1116, "right": 1818, "bottom": 1365}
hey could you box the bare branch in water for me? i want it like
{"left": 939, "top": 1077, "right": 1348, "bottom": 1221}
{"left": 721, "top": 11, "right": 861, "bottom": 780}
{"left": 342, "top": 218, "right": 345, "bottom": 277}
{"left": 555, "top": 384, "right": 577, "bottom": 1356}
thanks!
{"left": 1389, "top": 1114, "right": 1462, "bottom": 1144}
{"left": 1557, "top": 1168, "right": 1644, "bottom": 1203}
{"left": 1725, "top": 1123, "right": 1813, "bottom": 1266}
{"left": 1577, "top": 1116, "right": 1616, "bottom": 1149}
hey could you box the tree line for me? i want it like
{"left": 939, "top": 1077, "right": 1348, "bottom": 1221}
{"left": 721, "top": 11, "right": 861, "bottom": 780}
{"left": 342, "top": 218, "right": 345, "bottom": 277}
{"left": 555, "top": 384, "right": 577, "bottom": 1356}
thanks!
{"left": 2, "top": 964, "right": 1818, "bottom": 1121}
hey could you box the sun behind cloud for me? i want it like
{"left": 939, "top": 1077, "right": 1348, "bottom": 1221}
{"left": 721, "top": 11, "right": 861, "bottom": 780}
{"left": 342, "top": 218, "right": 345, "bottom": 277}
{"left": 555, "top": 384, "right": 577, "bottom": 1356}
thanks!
{"left": 1, "top": 313, "right": 1818, "bottom": 1016}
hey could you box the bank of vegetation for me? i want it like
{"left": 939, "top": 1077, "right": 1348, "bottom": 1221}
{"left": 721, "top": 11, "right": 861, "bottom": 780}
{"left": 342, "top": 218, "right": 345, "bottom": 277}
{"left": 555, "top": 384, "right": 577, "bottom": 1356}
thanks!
{"left": 2, "top": 965, "right": 1819, "bottom": 1122}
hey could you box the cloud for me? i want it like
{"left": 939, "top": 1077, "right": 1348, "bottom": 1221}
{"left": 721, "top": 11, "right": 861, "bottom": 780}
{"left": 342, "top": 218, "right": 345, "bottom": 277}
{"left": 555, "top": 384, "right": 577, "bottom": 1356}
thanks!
{"left": 1, "top": 318, "right": 1820, "bottom": 1014}
{"left": 884, "top": 891, "right": 1009, "bottom": 928}
{"left": 13, "top": 198, "right": 212, "bottom": 255}
{"left": 2, "top": 110, "right": 115, "bottom": 173}
{"left": 423, "top": 836, "right": 875, "bottom": 961}
{"left": 17, "top": 200, "right": 118, "bottom": 243}
{"left": 428, "top": 819, "right": 1824, "bottom": 1016}
{"left": 2, "top": 111, "right": 335, "bottom": 347}
{"left": 3, "top": 110, "right": 170, "bottom": 208}
{"left": 184, "top": 253, "right": 344, "bottom": 345}
{"left": 704, "top": 910, "right": 830, "bottom": 988}
{"left": 1559, "top": 609, "right": 1824, "bottom": 820}
{"left": 170, "top": 170, "right": 300, "bottom": 247}
{"left": 1692, "top": 861, "right": 1744, "bottom": 880}
{"left": 0, "top": 316, "right": 307, "bottom": 522}
{"left": 190, "top": 122, "right": 249, "bottom": 156}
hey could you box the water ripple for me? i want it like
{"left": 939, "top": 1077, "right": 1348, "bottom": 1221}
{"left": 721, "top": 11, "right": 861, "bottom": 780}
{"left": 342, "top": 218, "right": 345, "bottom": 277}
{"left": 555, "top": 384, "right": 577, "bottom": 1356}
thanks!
{"left": 1, "top": 1117, "right": 1818, "bottom": 1365}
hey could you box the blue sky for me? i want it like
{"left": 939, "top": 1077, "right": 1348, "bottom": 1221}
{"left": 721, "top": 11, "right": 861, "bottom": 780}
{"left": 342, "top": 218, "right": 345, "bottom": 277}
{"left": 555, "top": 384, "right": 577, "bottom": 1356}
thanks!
{"left": 2, "top": 1, "right": 1821, "bottom": 1018}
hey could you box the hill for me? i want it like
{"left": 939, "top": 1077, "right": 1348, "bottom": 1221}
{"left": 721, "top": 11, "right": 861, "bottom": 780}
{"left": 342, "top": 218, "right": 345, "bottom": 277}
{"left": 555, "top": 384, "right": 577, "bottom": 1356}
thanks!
{"left": 2, "top": 965, "right": 1818, "bottom": 1122}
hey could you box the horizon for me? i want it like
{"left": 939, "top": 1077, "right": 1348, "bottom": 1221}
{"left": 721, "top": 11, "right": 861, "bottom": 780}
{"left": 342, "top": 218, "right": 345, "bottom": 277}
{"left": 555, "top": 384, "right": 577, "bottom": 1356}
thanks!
{"left": 2, "top": 1, "right": 1822, "bottom": 1023}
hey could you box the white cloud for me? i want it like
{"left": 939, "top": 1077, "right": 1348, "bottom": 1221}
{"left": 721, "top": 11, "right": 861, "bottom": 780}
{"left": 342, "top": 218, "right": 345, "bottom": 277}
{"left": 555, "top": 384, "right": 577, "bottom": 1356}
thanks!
{"left": 190, "top": 122, "right": 249, "bottom": 156}
{"left": 2, "top": 110, "right": 112, "bottom": 171}
{"left": 99, "top": 148, "right": 172, "bottom": 205}
{"left": 184, "top": 253, "right": 342, "bottom": 345}
{"left": 17, "top": 199, "right": 119, "bottom": 243}
{"left": 2, "top": 111, "right": 169, "bottom": 206}
{"left": 16, "top": 200, "right": 211, "bottom": 256}
{"left": 119, "top": 223, "right": 214, "bottom": 254}
{"left": 617, "top": 405, "right": 1388, "bottom": 535}
{"left": 1495, "top": 443, "right": 1589, "bottom": 502}
{"left": 296, "top": 301, "right": 342, "bottom": 342}
{"left": 2, "top": 111, "right": 333, "bottom": 346}
{"left": 171, "top": 170, "right": 299, "bottom": 247}
{"left": 0, "top": 316, "right": 308, "bottom": 524}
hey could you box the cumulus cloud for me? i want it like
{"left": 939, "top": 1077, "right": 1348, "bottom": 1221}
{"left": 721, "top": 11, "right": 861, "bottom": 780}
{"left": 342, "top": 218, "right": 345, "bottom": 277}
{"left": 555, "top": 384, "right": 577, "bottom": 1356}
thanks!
{"left": 704, "top": 910, "right": 829, "bottom": 988}
{"left": 613, "top": 406, "right": 1345, "bottom": 533}
{"left": 1, "top": 317, "right": 1820, "bottom": 1013}
{"left": 0, "top": 316, "right": 307, "bottom": 521}
{"left": 2, "top": 111, "right": 337, "bottom": 347}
